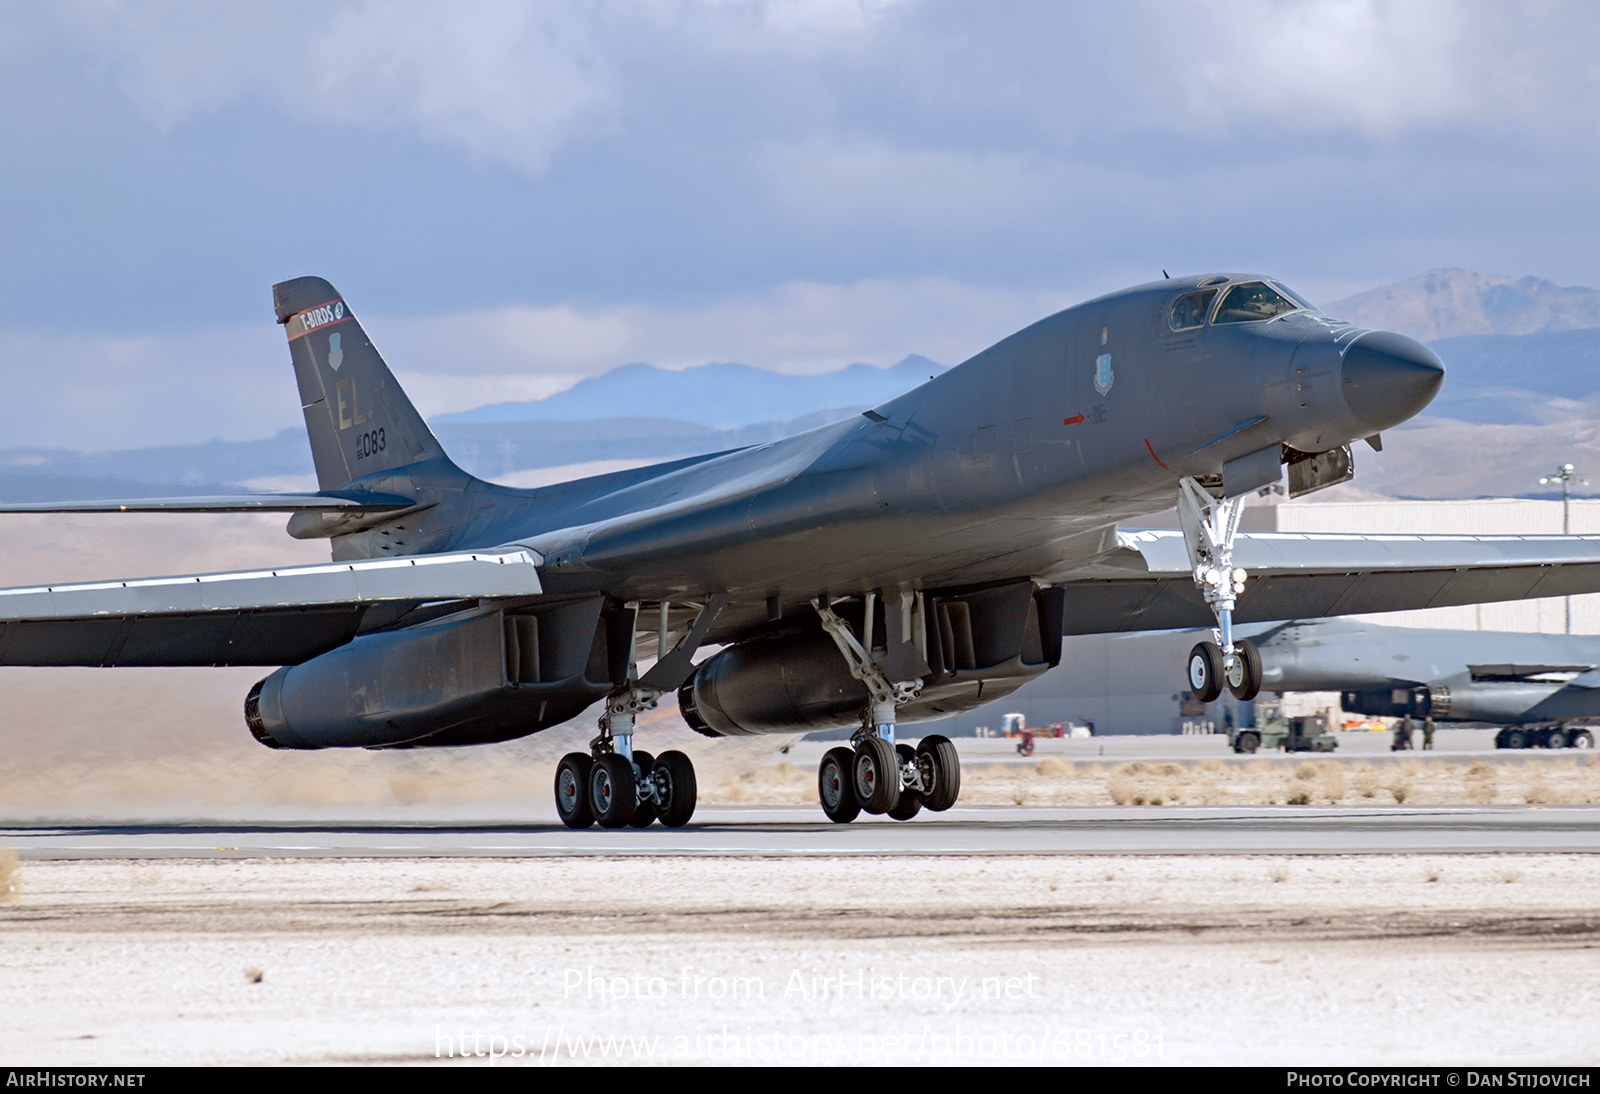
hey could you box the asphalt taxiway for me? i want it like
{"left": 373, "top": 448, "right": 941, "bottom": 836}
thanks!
{"left": 8, "top": 803, "right": 1600, "bottom": 857}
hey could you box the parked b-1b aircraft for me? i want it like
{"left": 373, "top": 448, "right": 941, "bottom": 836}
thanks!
{"left": 6, "top": 273, "right": 1600, "bottom": 827}
{"left": 1252, "top": 617, "right": 1600, "bottom": 749}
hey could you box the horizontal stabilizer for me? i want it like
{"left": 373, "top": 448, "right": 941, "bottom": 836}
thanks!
{"left": 0, "top": 492, "right": 416, "bottom": 514}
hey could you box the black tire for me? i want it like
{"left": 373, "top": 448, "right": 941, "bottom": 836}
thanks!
{"left": 555, "top": 753, "right": 595, "bottom": 829}
{"left": 1506, "top": 729, "right": 1528, "bottom": 750}
{"left": 854, "top": 736, "right": 900, "bottom": 815}
{"left": 627, "top": 751, "right": 658, "bottom": 827}
{"left": 888, "top": 744, "right": 923, "bottom": 821}
{"left": 888, "top": 791, "right": 923, "bottom": 821}
{"left": 590, "top": 753, "right": 637, "bottom": 828}
{"left": 1494, "top": 729, "right": 1508, "bottom": 749}
{"left": 1188, "top": 641, "right": 1224, "bottom": 703}
{"left": 1227, "top": 639, "right": 1263, "bottom": 702}
{"left": 655, "top": 750, "right": 697, "bottom": 828}
{"left": 918, "top": 734, "right": 961, "bottom": 812}
{"left": 818, "top": 746, "right": 861, "bottom": 824}
{"left": 1572, "top": 730, "right": 1595, "bottom": 750}
{"left": 1546, "top": 729, "right": 1567, "bottom": 749}
{"left": 1235, "top": 731, "right": 1260, "bottom": 754}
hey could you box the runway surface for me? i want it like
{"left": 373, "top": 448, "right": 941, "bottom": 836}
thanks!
{"left": 9, "top": 803, "right": 1600, "bottom": 857}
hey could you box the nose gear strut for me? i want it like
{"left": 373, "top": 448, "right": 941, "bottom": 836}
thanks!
{"left": 1176, "top": 476, "right": 1263, "bottom": 703}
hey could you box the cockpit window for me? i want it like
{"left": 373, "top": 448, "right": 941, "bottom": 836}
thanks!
{"left": 1212, "top": 281, "right": 1301, "bottom": 324}
{"left": 1169, "top": 290, "right": 1217, "bottom": 331}
{"left": 1272, "top": 282, "right": 1318, "bottom": 311}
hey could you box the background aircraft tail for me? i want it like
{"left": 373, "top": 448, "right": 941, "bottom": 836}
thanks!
{"left": 273, "top": 276, "right": 446, "bottom": 491}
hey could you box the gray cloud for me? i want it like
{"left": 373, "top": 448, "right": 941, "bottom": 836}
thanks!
{"left": 51, "top": 2, "right": 1600, "bottom": 175}
{"left": 0, "top": 0, "right": 1597, "bottom": 449}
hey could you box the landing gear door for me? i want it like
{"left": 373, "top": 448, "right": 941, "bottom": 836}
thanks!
{"left": 1285, "top": 445, "right": 1353, "bottom": 498}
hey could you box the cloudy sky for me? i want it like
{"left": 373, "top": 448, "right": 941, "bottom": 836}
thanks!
{"left": 3, "top": 0, "right": 1599, "bottom": 448}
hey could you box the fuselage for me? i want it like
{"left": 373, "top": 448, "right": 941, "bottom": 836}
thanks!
{"left": 335, "top": 273, "right": 1442, "bottom": 645}
{"left": 1254, "top": 617, "right": 1600, "bottom": 725}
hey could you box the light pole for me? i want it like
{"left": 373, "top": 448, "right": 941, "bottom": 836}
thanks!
{"left": 1540, "top": 463, "right": 1588, "bottom": 633}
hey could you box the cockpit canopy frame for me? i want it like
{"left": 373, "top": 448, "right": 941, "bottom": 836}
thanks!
{"left": 1167, "top": 278, "right": 1316, "bottom": 333}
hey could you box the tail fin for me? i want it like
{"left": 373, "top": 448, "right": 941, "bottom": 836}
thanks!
{"left": 273, "top": 276, "right": 444, "bottom": 491}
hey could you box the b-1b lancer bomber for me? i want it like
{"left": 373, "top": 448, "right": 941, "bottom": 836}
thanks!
{"left": 5, "top": 273, "right": 1600, "bottom": 826}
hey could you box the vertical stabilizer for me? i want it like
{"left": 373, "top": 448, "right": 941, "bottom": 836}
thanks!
{"left": 273, "top": 276, "right": 444, "bottom": 491}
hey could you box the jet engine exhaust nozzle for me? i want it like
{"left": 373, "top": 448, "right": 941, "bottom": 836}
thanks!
{"left": 1340, "top": 331, "right": 1445, "bottom": 433}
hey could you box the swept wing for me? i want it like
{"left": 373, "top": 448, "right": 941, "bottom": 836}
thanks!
{"left": 1053, "top": 530, "right": 1600, "bottom": 635}
{"left": 0, "top": 549, "right": 541, "bottom": 667}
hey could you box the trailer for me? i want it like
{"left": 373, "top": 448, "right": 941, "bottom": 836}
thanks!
{"left": 1493, "top": 725, "right": 1595, "bottom": 749}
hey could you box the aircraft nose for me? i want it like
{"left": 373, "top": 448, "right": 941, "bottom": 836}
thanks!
{"left": 1340, "top": 331, "right": 1445, "bottom": 432}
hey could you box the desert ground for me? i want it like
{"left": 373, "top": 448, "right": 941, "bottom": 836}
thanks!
{"left": 5, "top": 853, "right": 1600, "bottom": 1066}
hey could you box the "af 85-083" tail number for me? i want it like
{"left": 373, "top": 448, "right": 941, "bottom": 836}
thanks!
{"left": 355, "top": 428, "right": 386, "bottom": 460}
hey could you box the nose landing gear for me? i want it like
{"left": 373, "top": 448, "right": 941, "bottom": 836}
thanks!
{"left": 1178, "top": 477, "right": 1263, "bottom": 703}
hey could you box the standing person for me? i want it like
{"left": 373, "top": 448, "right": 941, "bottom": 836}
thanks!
{"left": 1393, "top": 715, "right": 1414, "bottom": 751}
{"left": 1422, "top": 715, "right": 1435, "bottom": 751}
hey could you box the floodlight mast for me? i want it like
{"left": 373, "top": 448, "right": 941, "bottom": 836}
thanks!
{"left": 1540, "top": 463, "right": 1588, "bottom": 633}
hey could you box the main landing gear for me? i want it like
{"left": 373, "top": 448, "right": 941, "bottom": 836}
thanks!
{"left": 556, "top": 690, "right": 700, "bottom": 830}
{"left": 554, "top": 597, "right": 728, "bottom": 830}
{"left": 811, "top": 596, "right": 962, "bottom": 823}
{"left": 1177, "top": 477, "right": 1263, "bottom": 703}
{"left": 817, "top": 734, "right": 961, "bottom": 824}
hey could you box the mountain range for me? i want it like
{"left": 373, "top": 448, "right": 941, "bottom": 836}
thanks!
{"left": 435, "top": 355, "right": 945, "bottom": 430}
{"left": 1328, "top": 269, "right": 1600, "bottom": 341}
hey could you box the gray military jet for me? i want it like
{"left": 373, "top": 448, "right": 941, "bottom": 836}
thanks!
{"left": 6, "top": 272, "right": 1600, "bottom": 827}
{"left": 1252, "top": 617, "right": 1600, "bottom": 748}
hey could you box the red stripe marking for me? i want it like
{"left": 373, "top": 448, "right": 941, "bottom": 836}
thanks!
{"left": 1144, "top": 438, "right": 1168, "bottom": 469}
{"left": 286, "top": 299, "right": 354, "bottom": 341}
{"left": 1063, "top": 414, "right": 1084, "bottom": 425}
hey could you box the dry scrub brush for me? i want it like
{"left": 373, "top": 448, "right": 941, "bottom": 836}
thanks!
{"left": 0, "top": 848, "right": 19, "bottom": 903}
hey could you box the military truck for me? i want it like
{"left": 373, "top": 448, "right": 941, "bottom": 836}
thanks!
{"left": 1230, "top": 703, "right": 1338, "bottom": 754}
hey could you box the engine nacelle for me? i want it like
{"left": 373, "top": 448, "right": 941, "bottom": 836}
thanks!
{"left": 680, "top": 582, "right": 1062, "bottom": 736}
{"left": 246, "top": 598, "right": 632, "bottom": 749}
{"left": 1340, "top": 682, "right": 1563, "bottom": 725}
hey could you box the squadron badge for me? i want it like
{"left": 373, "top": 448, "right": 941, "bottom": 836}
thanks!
{"left": 1094, "top": 353, "right": 1114, "bottom": 396}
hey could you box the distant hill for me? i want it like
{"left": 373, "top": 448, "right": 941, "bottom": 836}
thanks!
{"left": 434, "top": 354, "right": 946, "bottom": 429}
{"left": 0, "top": 354, "right": 949, "bottom": 500}
{"left": 1424, "top": 329, "right": 1600, "bottom": 424}
{"left": 1328, "top": 269, "right": 1600, "bottom": 342}
{"left": 0, "top": 413, "right": 859, "bottom": 501}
